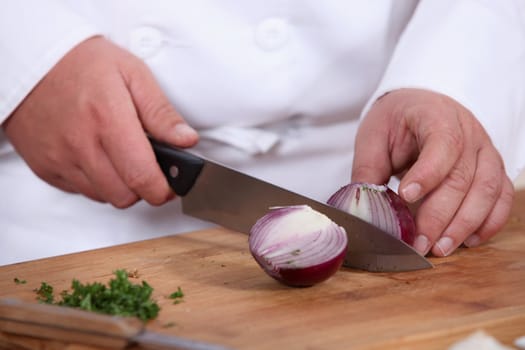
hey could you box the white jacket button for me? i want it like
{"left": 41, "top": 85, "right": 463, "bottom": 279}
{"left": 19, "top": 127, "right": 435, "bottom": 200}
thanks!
{"left": 129, "top": 26, "right": 165, "bottom": 59}
{"left": 254, "top": 18, "right": 290, "bottom": 51}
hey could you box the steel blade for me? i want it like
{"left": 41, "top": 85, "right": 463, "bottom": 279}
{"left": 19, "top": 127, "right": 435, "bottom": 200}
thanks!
{"left": 181, "top": 160, "right": 433, "bottom": 272}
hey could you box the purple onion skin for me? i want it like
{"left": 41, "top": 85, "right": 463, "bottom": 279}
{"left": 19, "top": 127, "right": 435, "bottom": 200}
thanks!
{"left": 327, "top": 182, "right": 416, "bottom": 245}
{"left": 251, "top": 248, "right": 346, "bottom": 288}
{"left": 384, "top": 186, "right": 416, "bottom": 245}
{"left": 276, "top": 253, "right": 346, "bottom": 287}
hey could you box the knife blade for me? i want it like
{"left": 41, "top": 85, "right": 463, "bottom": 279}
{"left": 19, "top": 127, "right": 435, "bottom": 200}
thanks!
{"left": 0, "top": 298, "right": 231, "bottom": 350}
{"left": 150, "top": 138, "right": 432, "bottom": 272}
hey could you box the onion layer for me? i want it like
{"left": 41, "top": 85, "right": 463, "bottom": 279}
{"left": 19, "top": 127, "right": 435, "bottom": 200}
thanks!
{"left": 249, "top": 205, "right": 348, "bottom": 287}
{"left": 327, "top": 183, "right": 415, "bottom": 245}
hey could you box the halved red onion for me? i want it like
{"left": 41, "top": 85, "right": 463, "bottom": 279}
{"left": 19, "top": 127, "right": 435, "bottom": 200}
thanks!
{"left": 249, "top": 205, "right": 348, "bottom": 287}
{"left": 327, "top": 183, "right": 415, "bottom": 245}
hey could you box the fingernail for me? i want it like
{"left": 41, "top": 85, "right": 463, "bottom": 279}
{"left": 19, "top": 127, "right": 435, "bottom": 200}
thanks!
{"left": 435, "top": 237, "right": 454, "bottom": 256}
{"left": 464, "top": 234, "right": 481, "bottom": 248}
{"left": 413, "top": 235, "right": 431, "bottom": 255}
{"left": 401, "top": 182, "right": 421, "bottom": 203}
{"left": 174, "top": 123, "right": 198, "bottom": 141}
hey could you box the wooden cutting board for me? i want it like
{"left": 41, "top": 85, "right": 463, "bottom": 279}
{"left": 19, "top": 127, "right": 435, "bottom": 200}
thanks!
{"left": 1, "top": 191, "right": 525, "bottom": 350}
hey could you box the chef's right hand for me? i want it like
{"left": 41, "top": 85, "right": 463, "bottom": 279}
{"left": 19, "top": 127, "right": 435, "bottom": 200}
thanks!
{"left": 2, "top": 36, "right": 198, "bottom": 208}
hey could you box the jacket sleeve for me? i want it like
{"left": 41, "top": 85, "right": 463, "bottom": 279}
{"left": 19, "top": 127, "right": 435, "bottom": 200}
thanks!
{"left": 361, "top": 0, "right": 525, "bottom": 180}
{"left": 0, "top": 0, "right": 101, "bottom": 123}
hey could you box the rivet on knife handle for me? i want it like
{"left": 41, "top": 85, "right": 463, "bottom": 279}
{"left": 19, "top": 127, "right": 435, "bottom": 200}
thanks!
{"left": 149, "top": 137, "right": 204, "bottom": 196}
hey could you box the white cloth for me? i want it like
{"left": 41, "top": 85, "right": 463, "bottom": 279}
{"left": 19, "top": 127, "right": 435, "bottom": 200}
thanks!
{"left": 448, "top": 330, "right": 514, "bottom": 350}
{"left": 1, "top": 0, "right": 524, "bottom": 265}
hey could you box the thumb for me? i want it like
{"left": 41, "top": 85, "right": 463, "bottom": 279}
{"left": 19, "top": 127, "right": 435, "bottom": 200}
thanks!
{"left": 351, "top": 119, "right": 392, "bottom": 185}
{"left": 125, "top": 60, "right": 198, "bottom": 147}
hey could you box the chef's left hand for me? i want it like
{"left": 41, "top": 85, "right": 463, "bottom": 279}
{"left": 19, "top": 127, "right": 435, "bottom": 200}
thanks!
{"left": 351, "top": 88, "right": 514, "bottom": 257}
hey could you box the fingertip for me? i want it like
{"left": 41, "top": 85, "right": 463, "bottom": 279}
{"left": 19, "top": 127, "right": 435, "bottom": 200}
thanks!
{"left": 352, "top": 122, "right": 392, "bottom": 185}
{"left": 469, "top": 176, "right": 514, "bottom": 245}
{"left": 431, "top": 236, "right": 455, "bottom": 257}
{"left": 125, "top": 60, "right": 198, "bottom": 148}
{"left": 165, "top": 189, "right": 176, "bottom": 202}
{"left": 172, "top": 123, "right": 199, "bottom": 146}
{"left": 111, "top": 192, "right": 140, "bottom": 209}
{"left": 463, "top": 234, "right": 481, "bottom": 248}
{"left": 350, "top": 164, "right": 391, "bottom": 185}
{"left": 400, "top": 182, "right": 422, "bottom": 203}
{"left": 413, "top": 234, "right": 431, "bottom": 256}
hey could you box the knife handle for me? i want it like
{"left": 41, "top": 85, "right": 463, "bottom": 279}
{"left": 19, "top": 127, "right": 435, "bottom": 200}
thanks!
{"left": 0, "top": 298, "right": 141, "bottom": 348}
{"left": 0, "top": 298, "right": 232, "bottom": 350}
{"left": 149, "top": 137, "right": 204, "bottom": 196}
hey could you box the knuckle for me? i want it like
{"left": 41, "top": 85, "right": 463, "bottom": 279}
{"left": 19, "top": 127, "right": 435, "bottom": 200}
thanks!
{"left": 84, "top": 95, "right": 122, "bottom": 129}
{"left": 501, "top": 181, "right": 515, "bottom": 205}
{"left": 123, "top": 168, "right": 155, "bottom": 192}
{"left": 146, "top": 195, "right": 168, "bottom": 207}
{"left": 143, "top": 185, "right": 172, "bottom": 206}
{"left": 63, "top": 132, "right": 86, "bottom": 154}
{"left": 120, "top": 169, "right": 168, "bottom": 206}
{"left": 421, "top": 208, "right": 450, "bottom": 235}
{"left": 476, "top": 215, "right": 505, "bottom": 241}
{"left": 453, "top": 215, "right": 479, "bottom": 235}
{"left": 351, "top": 164, "right": 386, "bottom": 184}
{"left": 445, "top": 163, "right": 474, "bottom": 194}
{"left": 442, "top": 128, "right": 464, "bottom": 154}
{"left": 120, "top": 52, "right": 146, "bottom": 74}
{"left": 41, "top": 152, "right": 61, "bottom": 168}
{"left": 478, "top": 175, "right": 502, "bottom": 202}
{"left": 35, "top": 168, "right": 61, "bottom": 187}
{"left": 82, "top": 189, "right": 105, "bottom": 203}
{"left": 486, "top": 186, "right": 514, "bottom": 230}
{"left": 142, "top": 99, "right": 179, "bottom": 126}
{"left": 85, "top": 100, "right": 108, "bottom": 127}
{"left": 110, "top": 191, "right": 139, "bottom": 209}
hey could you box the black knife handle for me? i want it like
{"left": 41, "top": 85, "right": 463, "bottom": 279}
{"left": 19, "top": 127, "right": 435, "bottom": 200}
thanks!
{"left": 149, "top": 137, "right": 204, "bottom": 196}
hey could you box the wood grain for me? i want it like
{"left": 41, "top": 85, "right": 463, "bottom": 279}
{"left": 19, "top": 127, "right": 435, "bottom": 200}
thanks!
{"left": 1, "top": 191, "right": 525, "bottom": 350}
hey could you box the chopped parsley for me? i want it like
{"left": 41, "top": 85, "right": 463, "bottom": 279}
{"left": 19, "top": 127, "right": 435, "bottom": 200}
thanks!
{"left": 35, "top": 282, "right": 54, "bottom": 303}
{"left": 34, "top": 270, "right": 160, "bottom": 321}
{"left": 169, "top": 286, "right": 184, "bottom": 304}
{"left": 13, "top": 277, "right": 27, "bottom": 285}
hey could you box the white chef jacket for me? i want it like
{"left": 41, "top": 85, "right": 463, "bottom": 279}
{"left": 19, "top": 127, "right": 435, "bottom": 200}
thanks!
{"left": 1, "top": 0, "right": 524, "bottom": 265}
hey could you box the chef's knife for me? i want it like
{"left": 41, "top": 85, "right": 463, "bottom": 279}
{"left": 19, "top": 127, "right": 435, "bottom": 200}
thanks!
{"left": 150, "top": 138, "right": 433, "bottom": 272}
{"left": 0, "top": 298, "right": 231, "bottom": 350}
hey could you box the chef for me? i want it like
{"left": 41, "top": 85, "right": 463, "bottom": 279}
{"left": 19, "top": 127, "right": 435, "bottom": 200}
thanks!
{"left": 1, "top": 0, "right": 524, "bottom": 265}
